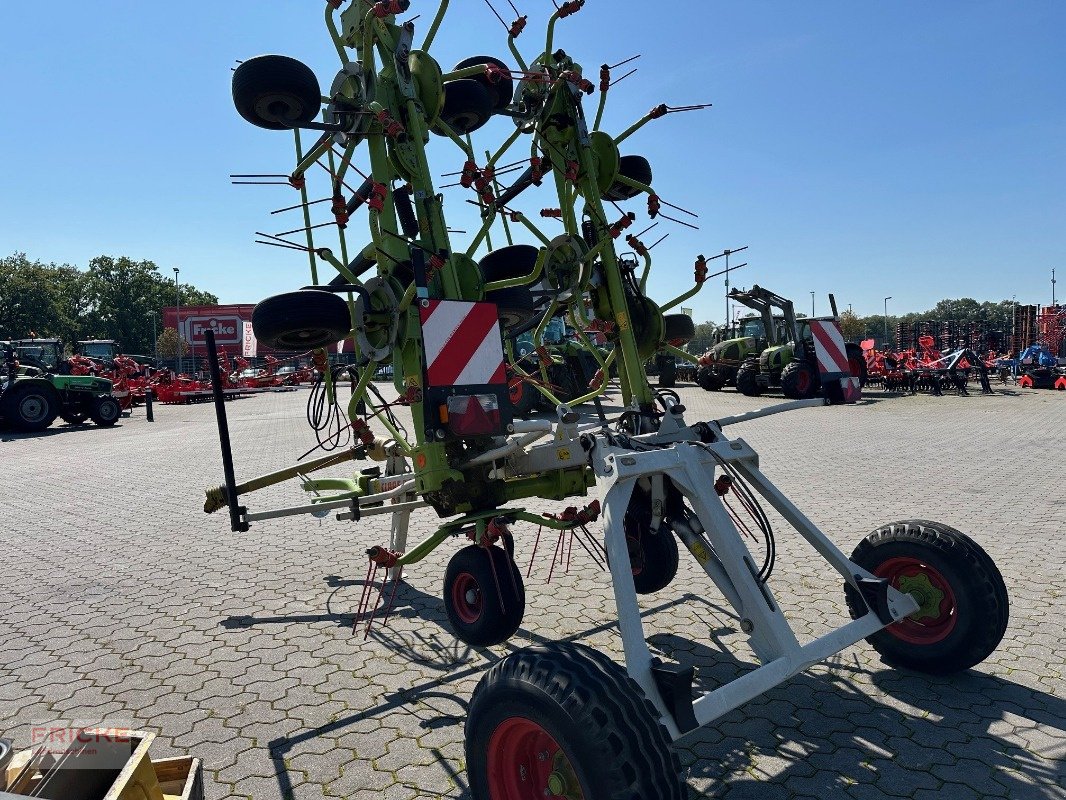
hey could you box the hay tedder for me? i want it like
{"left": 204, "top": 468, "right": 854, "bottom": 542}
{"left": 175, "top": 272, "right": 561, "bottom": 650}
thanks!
{"left": 205, "top": 3, "right": 1010, "bottom": 796}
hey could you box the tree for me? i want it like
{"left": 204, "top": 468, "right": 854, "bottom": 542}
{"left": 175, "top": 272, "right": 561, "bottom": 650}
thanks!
{"left": 156, "top": 327, "right": 189, "bottom": 358}
{"left": 838, "top": 309, "right": 864, "bottom": 341}
{"left": 688, "top": 321, "right": 720, "bottom": 355}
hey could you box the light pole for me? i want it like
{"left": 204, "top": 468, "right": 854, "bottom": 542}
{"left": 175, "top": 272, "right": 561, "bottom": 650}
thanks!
{"left": 709, "top": 245, "right": 749, "bottom": 326}
{"left": 810, "top": 291, "right": 815, "bottom": 318}
{"left": 173, "top": 268, "right": 181, "bottom": 374}
{"left": 883, "top": 296, "right": 892, "bottom": 349}
{"left": 147, "top": 311, "right": 158, "bottom": 361}
{"left": 1053, "top": 268, "right": 1057, "bottom": 307}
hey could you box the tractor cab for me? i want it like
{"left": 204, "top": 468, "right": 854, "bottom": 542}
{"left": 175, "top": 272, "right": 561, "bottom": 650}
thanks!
{"left": 77, "top": 339, "right": 120, "bottom": 362}
{"left": 12, "top": 338, "right": 64, "bottom": 371}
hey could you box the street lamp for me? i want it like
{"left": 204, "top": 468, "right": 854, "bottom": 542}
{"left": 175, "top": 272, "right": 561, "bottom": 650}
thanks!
{"left": 173, "top": 268, "right": 181, "bottom": 374}
{"left": 810, "top": 291, "right": 815, "bottom": 318}
{"left": 883, "top": 296, "right": 892, "bottom": 349}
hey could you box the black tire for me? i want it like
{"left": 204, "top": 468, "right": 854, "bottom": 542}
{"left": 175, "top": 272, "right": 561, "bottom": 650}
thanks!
{"left": 465, "top": 642, "right": 684, "bottom": 800}
{"left": 479, "top": 244, "right": 539, "bottom": 282}
{"left": 662, "top": 313, "right": 695, "bottom": 345}
{"left": 658, "top": 356, "right": 677, "bottom": 388}
{"left": 486, "top": 286, "right": 538, "bottom": 337}
{"left": 443, "top": 544, "right": 525, "bottom": 647}
{"left": 232, "top": 55, "right": 322, "bottom": 131}
{"left": 697, "top": 366, "right": 723, "bottom": 392}
{"left": 735, "top": 359, "right": 762, "bottom": 396}
{"left": 252, "top": 290, "right": 352, "bottom": 351}
{"left": 616, "top": 488, "right": 680, "bottom": 594}
{"left": 603, "top": 155, "right": 653, "bottom": 201}
{"left": 3, "top": 384, "right": 58, "bottom": 432}
{"left": 845, "top": 342, "right": 869, "bottom": 387}
{"left": 780, "top": 361, "right": 818, "bottom": 400}
{"left": 60, "top": 410, "right": 89, "bottom": 425}
{"left": 508, "top": 374, "right": 539, "bottom": 417}
{"left": 844, "top": 520, "right": 1009, "bottom": 675}
{"left": 89, "top": 396, "right": 122, "bottom": 427}
{"left": 453, "top": 56, "right": 514, "bottom": 110}
{"left": 437, "top": 79, "right": 494, "bottom": 136}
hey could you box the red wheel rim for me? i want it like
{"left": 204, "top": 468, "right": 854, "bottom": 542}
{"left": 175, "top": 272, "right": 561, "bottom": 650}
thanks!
{"left": 874, "top": 557, "right": 958, "bottom": 644}
{"left": 849, "top": 356, "right": 863, "bottom": 377}
{"left": 796, "top": 370, "right": 811, "bottom": 393}
{"left": 451, "top": 572, "right": 483, "bottom": 625}
{"left": 509, "top": 380, "right": 523, "bottom": 405}
{"left": 487, "top": 717, "right": 584, "bottom": 799}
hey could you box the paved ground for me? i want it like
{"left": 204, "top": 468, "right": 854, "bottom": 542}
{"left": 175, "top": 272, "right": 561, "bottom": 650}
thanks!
{"left": 2, "top": 381, "right": 1064, "bottom": 799}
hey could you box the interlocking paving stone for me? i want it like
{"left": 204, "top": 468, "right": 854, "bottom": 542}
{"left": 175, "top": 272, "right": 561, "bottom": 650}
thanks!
{"left": 2, "top": 382, "right": 1064, "bottom": 798}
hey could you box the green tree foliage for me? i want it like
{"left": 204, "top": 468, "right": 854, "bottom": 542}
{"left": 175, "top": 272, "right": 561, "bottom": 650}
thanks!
{"left": 687, "top": 321, "right": 721, "bottom": 355}
{"left": 156, "top": 327, "right": 188, "bottom": 359}
{"left": 838, "top": 309, "right": 864, "bottom": 341}
{"left": 0, "top": 253, "right": 218, "bottom": 353}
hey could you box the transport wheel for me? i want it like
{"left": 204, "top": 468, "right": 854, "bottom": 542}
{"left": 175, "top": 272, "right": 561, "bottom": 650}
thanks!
{"left": 614, "top": 488, "right": 679, "bottom": 594}
{"left": 662, "top": 313, "right": 695, "bottom": 346}
{"left": 437, "top": 79, "right": 494, "bottom": 135}
{"left": 735, "top": 359, "right": 762, "bottom": 396}
{"left": 697, "top": 367, "right": 723, "bottom": 392}
{"left": 487, "top": 287, "right": 537, "bottom": 337}
{"left": 479, "top": 244, "right": 540, "bottom": 281}
{"left": 444, "top": 545, "right": 525, "bottom": 646}
{"left": 465, "top": 642, "right": 685, "bottom": 800}
{"left": 232, "top": 54, "right": 322, "bottom": 130}
{"left": 252, "top": 290, "right": 352, "bottom": 350}
{"left": 844, "top": 520, "right": 1009, "bottom": 674}
{"left": 4, "top": 384, "right": 58, "bottom": 432}
{"left": 603, "top": 155, "right": 653, "bottom": 201}
{"left": 89, "top": 396, "right": 122, "bottom": 427}
{"left": 780, "top": 361, "right": 817, "bottom": 399}
{"left": 453, "top": 56, "right": 514, "bottom": 109}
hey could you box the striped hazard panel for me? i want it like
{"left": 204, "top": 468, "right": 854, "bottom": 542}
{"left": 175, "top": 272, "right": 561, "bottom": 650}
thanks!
{"left": 419, "top": 300, "right": 507, "bottom": 388}
{"left": 809, "top": 319, "right": 861, "bottom": 404}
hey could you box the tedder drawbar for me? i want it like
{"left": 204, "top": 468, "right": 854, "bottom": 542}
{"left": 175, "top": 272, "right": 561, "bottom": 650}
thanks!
{"left": 205, "top": 3, "right": 1009, "bottom": 797}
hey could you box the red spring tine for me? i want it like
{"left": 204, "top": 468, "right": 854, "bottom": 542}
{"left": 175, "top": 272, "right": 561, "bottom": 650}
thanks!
{"left": 380, "top": 575, "right": 402, "bottom": 629}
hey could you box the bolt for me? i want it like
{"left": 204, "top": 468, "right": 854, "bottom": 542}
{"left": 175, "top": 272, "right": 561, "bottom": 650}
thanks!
{"left": 740, "top": 618, "right": 754, "bottom": 633}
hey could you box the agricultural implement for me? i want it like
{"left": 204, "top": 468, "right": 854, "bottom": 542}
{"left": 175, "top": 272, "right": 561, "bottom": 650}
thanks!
{"left": 206, "top": 2, "right": 1010, "bottom": 797}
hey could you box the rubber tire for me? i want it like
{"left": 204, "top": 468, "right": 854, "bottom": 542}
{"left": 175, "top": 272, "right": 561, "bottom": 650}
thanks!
{"left": 735, "top": 359, "right": 762, "bottom": 396}
{"left": 658, "top": 356, "right": 677, "bottom": 388}
{"left": 781, "top": 361, "right": 817, "bottom": 400}
{"left": 453, "top": 56, "right": 514, "bottom": 110}
{"left": 465, "top": 642, "right": 685, "bottom": 800}
{"left": 697, "top": 366, "right": 724, "bottom": 392}
{"left": 663, "top": 313, "right": 695, "bottom": 345}
{"left": 844, "top": 520, "right": 1009, "bottom": 675}
{"left": 437, "top": 79, "right": 494, "bottom": 136}
{"left": 252, "top": 290, "right": 352, "bottom": 351}
{"left": 486, "top": 286, "right": 538, "bottom": 337}
{"left": 443, "top": 544, "right": 525, "bottom": 647}
{"left": 232, "top": 55, "right": 322, "bottom": 131}
{"left": 89, "top": 396, "right": 122, "bottom": 427}
{"left": 479, "top": 244, "right": 539, "bottom": 281}
{"left": 4, "top": 384, "right": 58, "bottom": 432}
{"left": 60, "top": 410, "right": 89, "bottom": 425}
{"left": 846, "top": 342, "right": 869, "bottom": 387}
{"left": 508, "top": 375, "right": 539, "bottom": 417}
{"left": 603, "top": 155, "right": 653, "bottom": 201}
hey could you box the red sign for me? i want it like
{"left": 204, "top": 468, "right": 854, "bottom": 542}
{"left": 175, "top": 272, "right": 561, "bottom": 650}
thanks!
{"left": 162, "top": 304, "right": 344, "bottom": 355}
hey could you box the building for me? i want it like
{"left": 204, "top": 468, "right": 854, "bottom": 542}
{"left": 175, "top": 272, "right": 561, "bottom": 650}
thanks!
{"left": 162, "top": 305, "right": 346, "bottom": 358}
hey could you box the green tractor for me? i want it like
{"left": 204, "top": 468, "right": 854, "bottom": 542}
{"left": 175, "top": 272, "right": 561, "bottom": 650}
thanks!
{"left": 730, "top": 287, "right": 866, "bottom": 398}
{"left": 695, "top": 313, "right": 784, "bottom": 392}
{"left": 1, "top": 339, "right": 122, "bottom": 432}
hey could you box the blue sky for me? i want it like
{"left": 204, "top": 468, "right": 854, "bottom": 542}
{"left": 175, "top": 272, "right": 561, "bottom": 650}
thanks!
{"left": 1, "top": 1, "right": 1062, "bottom": 322}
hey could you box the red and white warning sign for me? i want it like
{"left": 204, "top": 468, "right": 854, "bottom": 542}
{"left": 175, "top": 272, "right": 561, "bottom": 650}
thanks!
{"left": 419, "top": 300, "right": 507, "bottom": 387}
{"left": 809, "top": 319, "right": 861, "bottom": 403}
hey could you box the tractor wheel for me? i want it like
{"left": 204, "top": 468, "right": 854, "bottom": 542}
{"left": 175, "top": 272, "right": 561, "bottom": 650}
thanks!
{"left": 603, "top": 155, "right": 653, "bottom": 201}
{"left": 453, "top": 56, "right": 514, "bottom": 110}
{"left": 436, "top": 79, "right": 494, "bottom": 136}
{"left": 735, "top": 359, "right": 762, "bottom": 397}
{"left": 252, "top": 290, "right": 352, "bottom": 351}
{"left": 3, "top": 384, "right": 58, "bottom": 432}
{"left": 465, "top": 642, "right": 685, "bottom": 800}
{"left": 662, "top": 313, "right": 695, "bottom": 346}
{"left": 781, "top": 361, "right": 817, "bottom": 400}
{"left": 90, "top": 396, "right": 122, "bottom": 427}
{"left": 444, "top": 545, "right": 525, "bottom": 647}
{"left": 508, "top": 375, "right": 539, "bottom": 418}
{"left": 60, "top": 410, "right": 89, "bottom": 425}
{"left": 232, "top": 54, "right": 322, "bottom": 130}
{"left": 844, "top": 520, "right": 1008, "bottom": 675}
{"left": 657, "top": 356, "right": 677, "bottom": 388}
{"left": 845, "top": 342, "right": 869, "bottom": 387}
{"left": 697, "top": 367, "right": 723, "bottom": 392}
{"left": 479, "top": 244, "right": 540, "bottom": 282}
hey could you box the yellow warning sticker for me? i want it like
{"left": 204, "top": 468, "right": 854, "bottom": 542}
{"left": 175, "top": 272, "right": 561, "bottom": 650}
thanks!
{"left": 616, "top": 312, "right": 630, "bottom": 331}
{"left": 690, "top": 540, "right": 710, "bottom": 564}
{"left": 557, "top": 447, "right": 572, "bottom": 461}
